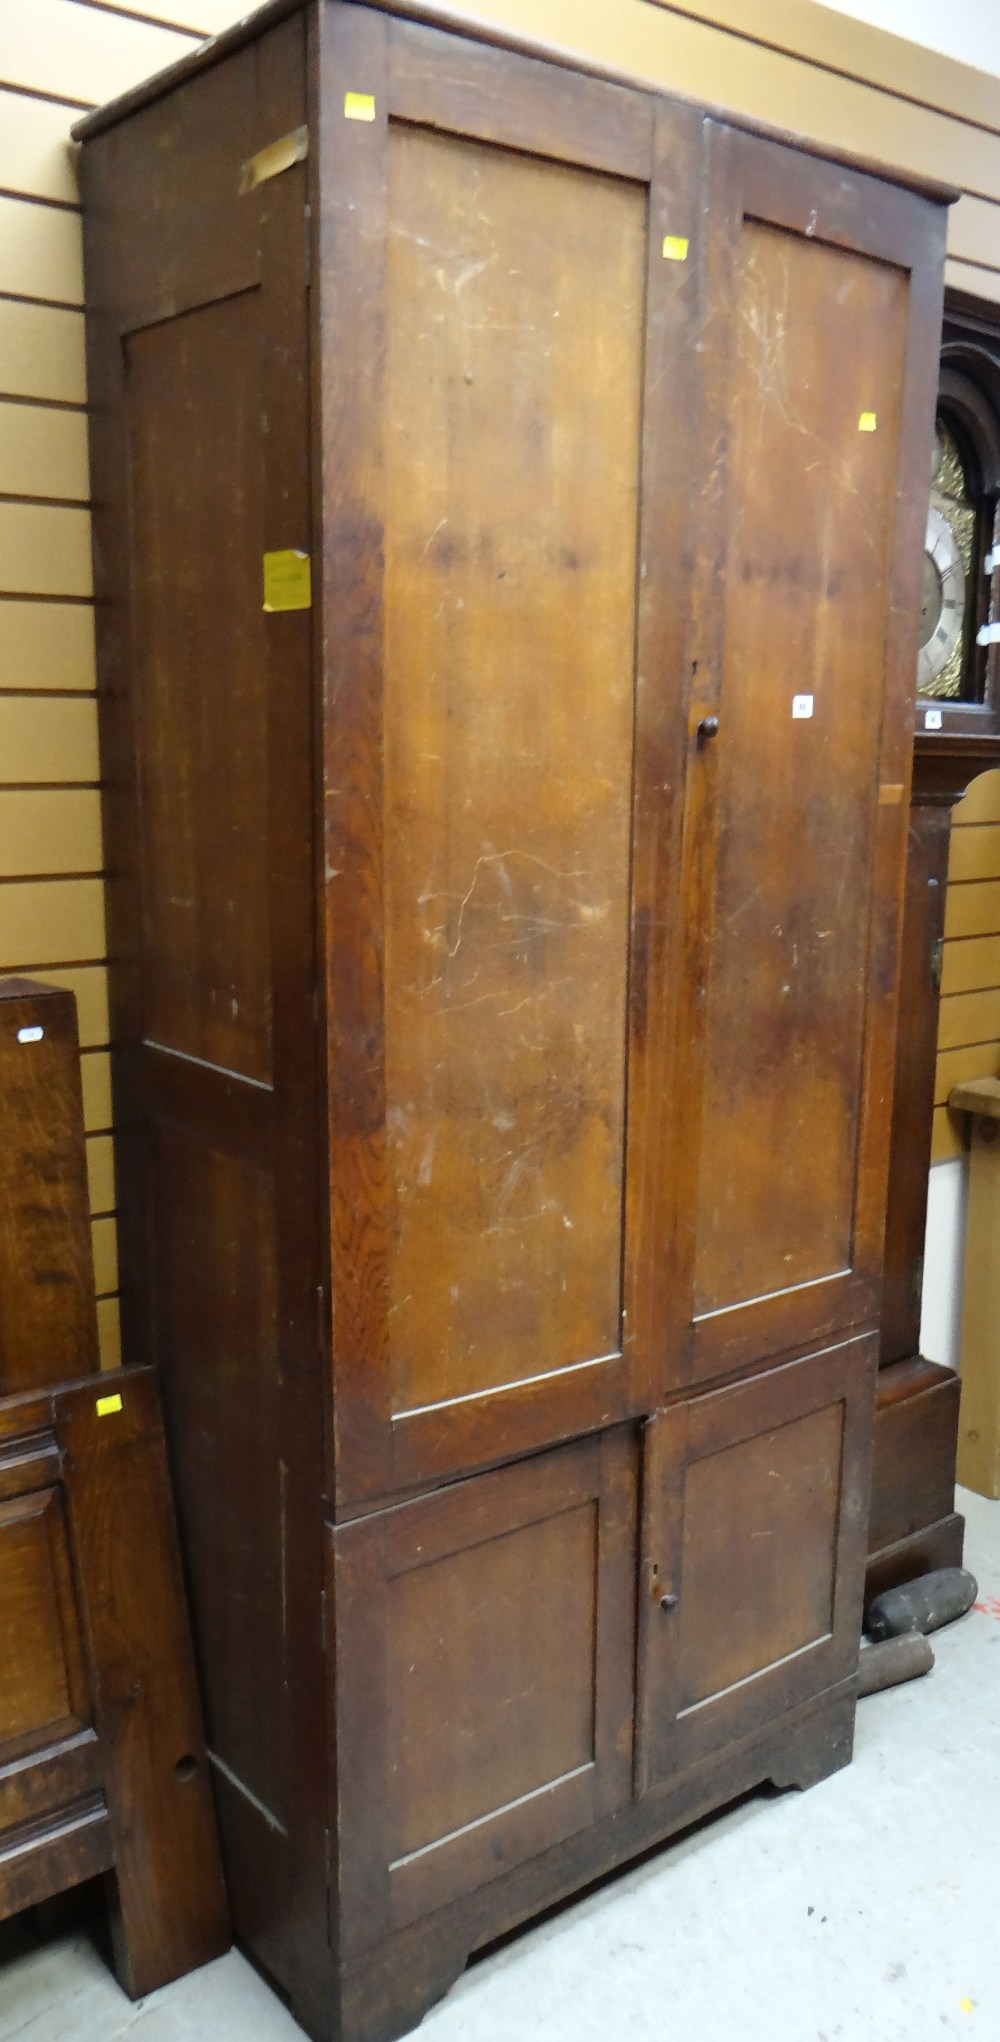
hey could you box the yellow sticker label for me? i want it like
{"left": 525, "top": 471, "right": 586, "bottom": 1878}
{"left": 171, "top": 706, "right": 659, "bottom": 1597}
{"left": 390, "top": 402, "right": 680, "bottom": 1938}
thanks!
{"left": 879, "top": 783, "right": 904, "bottom": 806}
{"left": 344, "top": 92, "right": 376, "bottom": 122}
{"left": 238, "top": 126, "right": 308, "bottom": 195}
{"left": 859, "top": 411, "right": 877, "bottom": 432}
{"left": 263, "top": 550, "right": 312, "bottom": 613}
{"left": 96, "top": 1393, "right": 123, "bottom": 1417}
{"left": 662, "top": 235, "right": 689, "bottom": 262}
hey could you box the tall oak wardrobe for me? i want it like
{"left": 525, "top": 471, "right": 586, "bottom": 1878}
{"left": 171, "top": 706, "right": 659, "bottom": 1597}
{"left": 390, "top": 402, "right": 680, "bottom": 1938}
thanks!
{"left": 75, "top": 4, "right": 948, "bottom": 2037}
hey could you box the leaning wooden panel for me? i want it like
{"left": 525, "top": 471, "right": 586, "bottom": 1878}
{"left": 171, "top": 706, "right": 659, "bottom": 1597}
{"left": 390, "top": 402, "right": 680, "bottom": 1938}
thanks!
{"left": 0, "top": 979, "right": 99, "bottom": 1392}
{"left": 53, "top": 1368, "right": 230, "bottom": 1995}
{"left": 0, "top": 1486, "right": 91, "bottom": 1755}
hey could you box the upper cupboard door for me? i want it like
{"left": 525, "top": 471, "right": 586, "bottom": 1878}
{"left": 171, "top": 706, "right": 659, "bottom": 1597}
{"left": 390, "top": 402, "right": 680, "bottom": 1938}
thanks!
{"left": 319, "top": 12, "right": 701, "bottom": 1500}
{"left": 661, "top": 125, "right": 947, "bottom": 1392}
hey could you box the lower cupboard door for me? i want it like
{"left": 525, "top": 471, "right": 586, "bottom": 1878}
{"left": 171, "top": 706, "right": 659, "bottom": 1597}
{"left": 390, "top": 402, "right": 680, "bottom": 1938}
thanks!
{"left": 330, "top": 1428, "right": 637, "bottom": 1953}
{"left": 636, "top": 1336, "right": 876, "bottom": 1793}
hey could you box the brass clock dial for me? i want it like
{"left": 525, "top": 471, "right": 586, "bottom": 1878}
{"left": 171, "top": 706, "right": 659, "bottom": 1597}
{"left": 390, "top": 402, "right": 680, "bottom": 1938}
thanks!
{"left": 917, "top": 504, "right": 966, "bottom": 691}
{"left": 917, "top": 419, "right": 978, "bottom": 700}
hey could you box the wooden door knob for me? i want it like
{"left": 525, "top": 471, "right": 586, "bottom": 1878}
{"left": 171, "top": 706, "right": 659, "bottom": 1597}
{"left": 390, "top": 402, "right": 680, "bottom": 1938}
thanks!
{"left": 659, "top": 1591, "right": 679, "bottom": 1611}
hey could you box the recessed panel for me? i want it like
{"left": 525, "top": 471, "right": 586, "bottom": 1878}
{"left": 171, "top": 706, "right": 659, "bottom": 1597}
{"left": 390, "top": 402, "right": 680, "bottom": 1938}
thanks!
{"left": 0, "top": 1490, "right": 88, "bottom": 1754}
{"left": 693, "top": 224, "right": 908, "bottom": 1316}
{"left": 382, "top": 125, "right": 645, "bottom": 1413}
{"left": 129, "top": 294, "right": 272, "bottom": 1084}
{"left": 678, "top": 1402, "right": 843, "bottom": 1712}
{"left": 148, "top": 1123, "right": 284, "bottom": 1825}
{"left": 387, "top": 1501, "right": 597, "bottom": 1863}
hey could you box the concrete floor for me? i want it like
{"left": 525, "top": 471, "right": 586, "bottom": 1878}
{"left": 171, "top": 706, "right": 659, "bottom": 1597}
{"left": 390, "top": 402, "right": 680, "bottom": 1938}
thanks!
{"left": 2, "top": 1486, "right": 997, "bottom": 2042}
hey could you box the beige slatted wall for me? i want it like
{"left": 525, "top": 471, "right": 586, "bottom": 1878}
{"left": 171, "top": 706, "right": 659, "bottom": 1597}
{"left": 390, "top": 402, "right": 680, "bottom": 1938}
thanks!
{"left": 0, "top": 0, "right": 240, "bottom": 1366}
{"left": 3, "top": 0, "right": 1000, "bottom": 1363}
{"left": 934, "top": 770, "right": 1000, "bottom": 1162}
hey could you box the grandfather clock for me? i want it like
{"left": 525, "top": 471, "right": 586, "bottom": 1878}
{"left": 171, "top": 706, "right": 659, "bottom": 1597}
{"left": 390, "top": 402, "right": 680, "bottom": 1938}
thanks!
{"left": 869, "top": 296, "right": 1000, "bottom": 1601}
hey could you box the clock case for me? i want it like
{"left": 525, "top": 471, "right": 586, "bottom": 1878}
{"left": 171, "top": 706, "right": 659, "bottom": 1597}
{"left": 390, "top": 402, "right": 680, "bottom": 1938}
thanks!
{"left": 871, "top": 290, "right": 1000, "bottom": 1604}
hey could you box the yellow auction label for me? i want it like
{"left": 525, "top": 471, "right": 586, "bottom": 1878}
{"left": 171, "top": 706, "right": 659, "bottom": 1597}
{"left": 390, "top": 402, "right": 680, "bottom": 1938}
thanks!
{"left": 344, "top": 92, "right": 376, "bottom": 121}
{"left": 858, "top": 412, "right": 877, "bottom": 432}
{"left": 263, "top": 549, "right": 312, "bottom": 613}
{"left": 662, "top": 235, "right": 689, "bottom": 261}
{"left": 96, "top": 1393, "right": 123, "bottom": 1417}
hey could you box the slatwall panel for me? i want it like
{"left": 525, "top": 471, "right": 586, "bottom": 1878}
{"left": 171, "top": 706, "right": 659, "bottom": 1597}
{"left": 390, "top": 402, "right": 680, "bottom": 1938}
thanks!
{"left": 4, "top": 0, "right": 1000, "bottom": 1367}
{"left": 0, "top": 0, "right": 217, "bottom": 1368}
{"left": 428, "top": 0, "right": 1000, "bottom": 295}
{"left": 933, "top": 771, "right": 1000, "bottom": 1163}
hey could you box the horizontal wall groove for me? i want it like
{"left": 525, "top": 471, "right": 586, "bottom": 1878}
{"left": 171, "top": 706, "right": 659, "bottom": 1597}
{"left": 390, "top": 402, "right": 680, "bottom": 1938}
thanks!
{"left": 653, "top": 1, "right": 1000, "bottom": 149}
{"left": 0, "top": 184, "right": 80, "bottom": 218}
{"left": 944, "top": 250, "right": 1000, "bottom": 277}
{"left": 0, "top": 494, "right": 93, "bottom": 512}
{"left": 0, "top": 592, "right": 95, "bottom": 606}
{"left": 0, "top": 954, "right": 109, "bottom": 971}
{"left": 66, "top": 0, "right": 207, "bottom": 36}
{"left": 0, "top": 76, "right": 95, "bottom": 114}
{"left": 0, "top": 290, "right": 86, "bottom": 316}
{"left": 0, "top": 869, "right": 104, "bottom": 884}
{"left": 0, "top": 392, "right": 88, "bottom": 415}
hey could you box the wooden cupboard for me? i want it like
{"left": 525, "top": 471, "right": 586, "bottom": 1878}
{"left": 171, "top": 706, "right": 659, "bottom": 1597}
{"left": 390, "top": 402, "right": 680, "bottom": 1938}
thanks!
{"left": 75, "top": 4, "right": 948, "bottom": 2037}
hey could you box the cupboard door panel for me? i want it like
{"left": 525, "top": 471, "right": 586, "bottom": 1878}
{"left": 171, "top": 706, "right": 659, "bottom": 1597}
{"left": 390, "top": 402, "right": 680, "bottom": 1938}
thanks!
{"left": 663, "top": 126, "right": 945, "bottom": 1388}
{"left": 636, "top": 1336, "right": 875, "bottom": 1791}
{"left": 0, "top": 1487, "right": 91, "bottom": 1761}
{"left": 331, "top": 1428, "right": 636, "bottom": 1950}
{"left": 382, "top": 122, "right": 642, "bottom": 1417}
{"left": 323, "top": 11, "right": 700, "bottom": 1499}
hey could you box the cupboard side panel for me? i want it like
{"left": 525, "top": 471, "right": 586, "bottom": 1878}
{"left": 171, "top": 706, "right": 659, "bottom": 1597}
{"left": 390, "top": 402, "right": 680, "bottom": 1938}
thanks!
{"left": 127, "top": 296, "right": 273, "bottom": 1085}
{"left": 80, "top": 14, "right": 323, "bottom": 2013}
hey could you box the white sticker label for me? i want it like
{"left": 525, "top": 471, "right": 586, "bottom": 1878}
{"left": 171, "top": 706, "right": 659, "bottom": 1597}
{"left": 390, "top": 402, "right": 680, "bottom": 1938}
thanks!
{"left": 924, "top": 708, "right": 943, "bottom": 730}
{"left": 977, "top": 622, "right": 1000, "bottom": 646}
{"left": 16, "top": 1026, "right": 44, "bottom": 1043}
{"left": 792, "top": 694, "right": 814, "bottom": 719}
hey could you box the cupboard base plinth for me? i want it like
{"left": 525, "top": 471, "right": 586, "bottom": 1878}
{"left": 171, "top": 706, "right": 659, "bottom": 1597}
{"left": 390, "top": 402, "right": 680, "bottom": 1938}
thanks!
{"left": 322, "top": 1680, "right": 857, "bottom": 2042}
